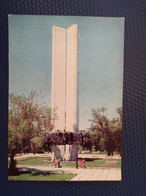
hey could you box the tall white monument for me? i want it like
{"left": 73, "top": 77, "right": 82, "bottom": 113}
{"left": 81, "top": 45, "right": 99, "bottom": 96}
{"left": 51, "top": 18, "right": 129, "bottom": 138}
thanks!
{"left": 51, "top": 24, "right": 78, "bottom": 161}
{"left": 51, "top": 26, "right": 66, "bottom": 132}
{"left": 66, "top": 25, "right": 78, "bottom": 160}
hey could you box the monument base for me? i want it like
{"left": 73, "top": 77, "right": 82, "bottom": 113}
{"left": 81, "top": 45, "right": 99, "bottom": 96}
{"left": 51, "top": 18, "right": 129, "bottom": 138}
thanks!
{"left": 66, "top": 144, "right": 78, "bottom": 161}
{"left": 52, "top": 145, "right": 65, "bottom": 161}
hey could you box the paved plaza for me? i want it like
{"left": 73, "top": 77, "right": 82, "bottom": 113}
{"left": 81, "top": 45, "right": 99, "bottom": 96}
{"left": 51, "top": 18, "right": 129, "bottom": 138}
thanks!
{"left": 15, "top": 153, "right": 121, "bottom": 181}
{"left": 70, "top": 168, "right": 121, "bottom": 181}
{"left": 17, "top": 165, "right": 121, "bottom": 181}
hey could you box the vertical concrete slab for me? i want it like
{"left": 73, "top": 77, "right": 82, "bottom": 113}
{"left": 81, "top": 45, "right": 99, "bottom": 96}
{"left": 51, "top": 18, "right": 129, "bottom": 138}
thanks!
{"left": 66, "top": 24, "right": 78, "bottom": 160}
{"left": 65, "top": 144, "right": 78, "bottom": 161}
{"left": 52, "top": 145, "right": 65, "bottom": 161}
{"left": 51, "top": 26, "right": 66, "bottom": 132}
{"left": 66, "top": 24, "right": 78, "bottom": 133}
{"left": 51, "top": 26, "right": 66, "bottom": 160}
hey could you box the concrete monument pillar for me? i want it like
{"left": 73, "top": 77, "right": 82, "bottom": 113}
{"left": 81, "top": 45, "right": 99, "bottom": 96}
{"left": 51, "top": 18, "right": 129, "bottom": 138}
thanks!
{"left": 51, "top": 24, "right": 79, "bottom": 161}
{"left": 51, "top": 26, "right": 66, "bottom": 161}
{"left": 66, "top": 24, "right": 78, "bottom": 161}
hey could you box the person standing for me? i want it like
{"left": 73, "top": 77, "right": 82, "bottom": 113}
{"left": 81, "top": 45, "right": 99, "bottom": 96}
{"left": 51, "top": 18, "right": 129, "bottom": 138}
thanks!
{"left": 79, "top": 159, "right": 82, "bottom": 168}
{"left": 76, "top": 158, "right": 78, "bottom": 169}
{"left": 82, "top": 159, "right": 86, "bottom": 169}
{"left": 58, "top": 157, "right": 61, "bottom": 168}
{"left": 53, "top": 158, "right": 56, "bottom": 168}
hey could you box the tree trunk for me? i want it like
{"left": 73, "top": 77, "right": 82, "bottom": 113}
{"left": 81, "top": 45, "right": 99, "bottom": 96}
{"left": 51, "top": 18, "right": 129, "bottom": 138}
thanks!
{"left": 9, "top": 154, "right": 17, "bottom": 175}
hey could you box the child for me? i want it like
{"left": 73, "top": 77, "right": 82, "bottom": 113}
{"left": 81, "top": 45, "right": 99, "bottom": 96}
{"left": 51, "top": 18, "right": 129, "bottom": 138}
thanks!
{"left": 53, "top": 158, "right": 56, "bottom": 168}
{"left": 82, "top": 159, "right": 86, "bottom": 169}
{"left": 79, "top": 159, "right": 82, "bottom": 168}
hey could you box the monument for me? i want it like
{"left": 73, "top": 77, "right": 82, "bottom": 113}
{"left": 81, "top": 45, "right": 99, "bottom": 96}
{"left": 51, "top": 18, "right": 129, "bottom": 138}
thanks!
{"left": 51, "top": 24, "right": 78, "bottom": 161}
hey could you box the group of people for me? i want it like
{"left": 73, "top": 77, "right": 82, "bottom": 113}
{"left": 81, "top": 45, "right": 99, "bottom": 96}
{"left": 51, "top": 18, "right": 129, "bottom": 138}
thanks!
{"left": 53, "top": 158, "right": 61, "bottom": 168}
{"left": 53, "top": 157, "right": 86, "bottom": 169}
{"left": 76, "top": 158, "right": 86, "bottom": 169}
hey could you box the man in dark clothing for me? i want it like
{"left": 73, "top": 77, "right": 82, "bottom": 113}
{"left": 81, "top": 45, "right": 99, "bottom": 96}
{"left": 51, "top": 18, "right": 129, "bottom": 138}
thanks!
{"left": 58, "top": 158, "right": 61, "bottom": 168}
{"left": 76, "top": 158, "right": 78, "bottom": 169}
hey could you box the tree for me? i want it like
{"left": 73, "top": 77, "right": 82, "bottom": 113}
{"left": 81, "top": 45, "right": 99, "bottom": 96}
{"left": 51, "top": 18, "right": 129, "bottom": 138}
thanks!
{"left": 89, "top": 107, "right": 112, "bottom": 154}
{"left": 89, "top": 131, "right": 101, "bottom": 152}
{"left": 112, "top": 107, "right": 122, "bottom": 155}
{"left": 8, "top": 91, "right": 57, "bottom": 174}
{"left": 39, "top": 107, "right": 54, "bottom": 132}
{"left": 8, "top": 91, "right": 43, "bottom": 174}
{"left": 89, "top": 107, "right": 109, "bottom": 132}
{"left": 88, "top": 107, "right": 122, "bottom": 156}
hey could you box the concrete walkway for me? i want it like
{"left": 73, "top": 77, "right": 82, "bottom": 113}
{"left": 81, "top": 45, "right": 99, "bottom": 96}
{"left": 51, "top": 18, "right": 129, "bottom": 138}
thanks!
{"left": 70, "top": 168, "right": 121, "bottom": 181}
{"left": 17, "top": 165, "right": 121, "bottom": 181}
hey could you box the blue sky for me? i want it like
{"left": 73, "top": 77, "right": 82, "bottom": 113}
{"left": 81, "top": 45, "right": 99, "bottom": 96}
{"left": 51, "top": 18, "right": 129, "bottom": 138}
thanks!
{"left": 9, "top": 15, "right": 124, "bottom": 130}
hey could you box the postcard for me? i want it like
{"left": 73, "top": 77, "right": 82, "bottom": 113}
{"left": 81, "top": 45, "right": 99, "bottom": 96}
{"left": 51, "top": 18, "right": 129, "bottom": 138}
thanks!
{"left": 8, "top": 15, "right": 124, "bottom": 181}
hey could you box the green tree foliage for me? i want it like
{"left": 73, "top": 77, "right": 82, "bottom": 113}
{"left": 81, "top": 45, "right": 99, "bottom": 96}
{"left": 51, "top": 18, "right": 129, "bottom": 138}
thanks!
{"left": 89, "top": 107, "right": 122, "bottom": 156}
{"left": 9, "top": 91, "right": 40, "bottom": 152}
{"left": 8, "top": 91, "right": 54, "bottom": 174}
{"left": 39, "top": 107, "right": 54, "bottom": 132}
{"left": 89, "top": 131, "right": 101, "bottom": 152}
{"left": 112, "top": 107, "right": 122, "bottom": 155}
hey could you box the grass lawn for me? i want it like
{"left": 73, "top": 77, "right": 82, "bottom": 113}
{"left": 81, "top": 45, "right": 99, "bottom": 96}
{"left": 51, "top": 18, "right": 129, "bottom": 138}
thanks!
{"left": 18, "top": 157, "right": 107, "bottom": 167}
{"left": 85, "top": 159, "right": 106, "bottom": 167}
{"left": 17, "top": 157, "right": 51, "bottom": 165}
{"left": 8, "top": 173, "right": 76, "bottom": 181}
{"left": 117, "top": 159, "right": 121, "bottom": 168}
